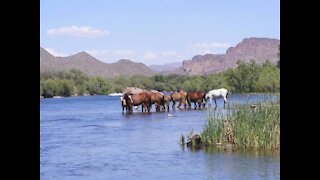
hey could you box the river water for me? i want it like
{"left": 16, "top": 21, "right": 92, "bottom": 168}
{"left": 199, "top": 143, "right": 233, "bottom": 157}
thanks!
{"left": 40, "top": 94, "right": 280, "bottom": 180}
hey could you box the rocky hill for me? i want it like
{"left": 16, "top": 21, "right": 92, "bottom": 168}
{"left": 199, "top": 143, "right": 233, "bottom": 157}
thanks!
{"left": 40, "top": 48, "right": 156, "bottom": 78}
{"left": 181, "top": 37, "right": 280, "bottom": 75}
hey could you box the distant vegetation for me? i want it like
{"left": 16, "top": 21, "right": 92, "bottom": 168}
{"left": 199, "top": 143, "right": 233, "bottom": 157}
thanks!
{"left": 40, "top": 60, "right": 280, "bottom": 98}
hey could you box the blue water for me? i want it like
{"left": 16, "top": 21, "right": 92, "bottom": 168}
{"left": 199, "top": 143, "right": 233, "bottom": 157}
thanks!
{"left": 40, "top": 94, "right": 280, "bottom": 180}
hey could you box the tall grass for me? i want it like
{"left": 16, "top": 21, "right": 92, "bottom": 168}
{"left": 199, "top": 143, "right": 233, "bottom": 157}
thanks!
{"left": 201, "top": 100, "right": 280, "bottom": 151}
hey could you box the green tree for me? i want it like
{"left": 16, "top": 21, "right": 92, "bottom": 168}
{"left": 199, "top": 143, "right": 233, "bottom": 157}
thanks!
{"left": 42, "top": 79, "right": 59, "bottom": 98}
{"left": 87, "top": 77, "right": 111, "bottom": 95}
{"left": 56, "top": 79, "right": 74, "bottom": 97}
{"left": 255, "top": 63, "right": 280, "bottom": 92}
{"left": 226, "top": 60, "right": 261, "bottom": 92}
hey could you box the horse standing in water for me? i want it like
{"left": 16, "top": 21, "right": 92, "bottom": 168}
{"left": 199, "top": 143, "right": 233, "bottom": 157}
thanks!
{"left": 186, "top": 91, "right": 206, "bottom": 109}
{"left": 123, "top": 92, "right": 151, "bottom": 114}
{"left": 170, "top": 90, "right": 188, "bottom": 109}
{"left": 205, "top": 88, "right": 229, "bottom": 108}
{"left": 149, "top": 92, "right": 165, "bottom": 112}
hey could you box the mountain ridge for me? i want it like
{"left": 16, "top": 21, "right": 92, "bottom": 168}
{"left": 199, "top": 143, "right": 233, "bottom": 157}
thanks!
{"left": 40, "top": 37, "right": 280, "bottom": 77}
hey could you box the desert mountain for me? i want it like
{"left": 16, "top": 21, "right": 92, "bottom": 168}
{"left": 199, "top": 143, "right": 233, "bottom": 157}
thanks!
{"left": 40, "top": 48, "right": 156, "bottom": 78}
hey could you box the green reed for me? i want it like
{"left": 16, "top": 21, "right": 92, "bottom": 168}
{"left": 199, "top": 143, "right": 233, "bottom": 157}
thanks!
{"left": 201, "top": 99, "right": 280, "bottom": 151}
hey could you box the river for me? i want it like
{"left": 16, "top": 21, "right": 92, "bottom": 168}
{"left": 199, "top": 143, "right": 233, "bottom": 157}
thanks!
{"left": 40, "top": 94, "right": 280, "bottom": 179}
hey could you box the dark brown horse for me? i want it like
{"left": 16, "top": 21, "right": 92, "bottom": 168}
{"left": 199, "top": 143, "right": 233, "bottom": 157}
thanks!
{"left": 124, "top": 92, "right": 151, "bottom": 113}
{"left": 149, "top": 92, "right": 165, "bottom": 112}
{"left": 186, "top": 91, "right": 206, "bottom": 109}
{"left": 170, "top": 90, "right": 188, "bottom": 109}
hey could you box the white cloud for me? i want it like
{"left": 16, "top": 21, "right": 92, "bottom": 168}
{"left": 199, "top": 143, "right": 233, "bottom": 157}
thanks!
{"left": 142, "top": 51, "right": 158, "bottom": 60}
{"left": 47, "top": 26, "right": 109, "bottom": 37}
{"left": 190, "top": 42, "right": 231, "bottom": 55}
{"left": 44, "top": 48, "right": 67, "bottom": 57}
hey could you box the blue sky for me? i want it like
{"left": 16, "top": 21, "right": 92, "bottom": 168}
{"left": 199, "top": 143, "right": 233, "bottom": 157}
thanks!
{"left": 40, "top": 0, "right": 280, "bottom": 65}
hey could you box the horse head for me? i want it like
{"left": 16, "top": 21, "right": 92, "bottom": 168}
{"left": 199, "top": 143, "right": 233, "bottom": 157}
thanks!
{"left": 124, "top": 93, "right": 134, "bottom": 104}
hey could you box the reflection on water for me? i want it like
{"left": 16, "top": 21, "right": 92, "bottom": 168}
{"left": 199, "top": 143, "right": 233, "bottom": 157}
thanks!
{"left": 40, "top": 94, "right": 279, "bottom": 179}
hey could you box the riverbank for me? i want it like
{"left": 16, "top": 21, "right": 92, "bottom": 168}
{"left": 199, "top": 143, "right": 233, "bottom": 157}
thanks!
{"left": 183, "top": 99, "right": 280, "bottom": 152}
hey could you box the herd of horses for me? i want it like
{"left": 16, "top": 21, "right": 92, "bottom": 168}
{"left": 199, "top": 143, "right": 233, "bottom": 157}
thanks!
{"left": 120, "top": 88, "right": 229, "bottom": 114}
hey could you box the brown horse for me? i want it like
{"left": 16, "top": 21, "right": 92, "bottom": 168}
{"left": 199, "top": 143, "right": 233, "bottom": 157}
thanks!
{"left": 149, "top": 92, "right": 165, "bottom": 112}
{"left": 124, "top": 92, "right": 151, "bottom": 113}
{"left": 170, "top": 90, "right": 188, "bottom": 109}
{"left": 186, "top": 91, "right": 206, "bottom": 109}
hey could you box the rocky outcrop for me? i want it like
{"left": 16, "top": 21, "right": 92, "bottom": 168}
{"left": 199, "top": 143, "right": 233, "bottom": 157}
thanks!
{"left": 181, "top": 37, "right": 280, "bottom": 75}
{"left": 183, "top": 54, "right": 225, "bottom": 75}
{"left": 186, "top": 133, "right": 202, "bottom": 147}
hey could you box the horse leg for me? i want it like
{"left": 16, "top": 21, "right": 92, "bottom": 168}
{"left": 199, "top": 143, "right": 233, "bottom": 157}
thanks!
{"left": 199, "top": 101, "right": 203, "bottom": 109}
{"left": 214, "top": 99, "right": 217, "bottom": 107}
{"left": 146, "top": 102, "right": 151, "bottom": 113}
{"left": 202, "top": 99, "right": 206, "bottom": 109}
{"left": 165, "top": 102, "right": 169, "bottom": 111}
{"left": 177, "top": 101, "right": 182, "bottom": 108}
{"left": 207, "top": 98, "right": 211, "bottom": 107}
{"left": 142, "top": 103, "right": 147, "bottom": 113}
{"left": 223, "top": 96, "right": 228, "bottom": 109}
{"left": 183, "top": 99, "right": 187, "bottom": 109}
{"left": 186, "top": 99, "right": 189, "bottom": 109}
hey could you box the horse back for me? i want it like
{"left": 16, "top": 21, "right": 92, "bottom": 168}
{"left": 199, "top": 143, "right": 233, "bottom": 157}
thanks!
{"left": 132, "top": 92, "right": 151, "bottom": 105}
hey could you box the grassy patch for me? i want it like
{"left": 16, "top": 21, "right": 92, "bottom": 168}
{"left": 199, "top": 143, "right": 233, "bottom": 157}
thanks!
{"left": 199, "top": 100, "right": 280, "bottom": 151}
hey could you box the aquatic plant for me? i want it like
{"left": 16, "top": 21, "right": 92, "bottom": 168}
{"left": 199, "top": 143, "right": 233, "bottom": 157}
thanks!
{"left": 200, "top": 99, "right": 280, "bottom": 151}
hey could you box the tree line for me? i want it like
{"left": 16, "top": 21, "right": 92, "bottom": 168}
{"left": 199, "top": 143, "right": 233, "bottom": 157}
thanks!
{"left": 40, "top": 60, "right": 280, "bottom": 98}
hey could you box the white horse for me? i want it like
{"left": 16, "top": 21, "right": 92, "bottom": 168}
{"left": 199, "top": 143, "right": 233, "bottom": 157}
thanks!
{"left": 205, "top": 88, "right": 229, "bottom": 107}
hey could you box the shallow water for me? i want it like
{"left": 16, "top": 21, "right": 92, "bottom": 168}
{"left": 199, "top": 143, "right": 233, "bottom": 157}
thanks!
{"left": 40, "top": 94, "right": 280, "bottom": 180}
